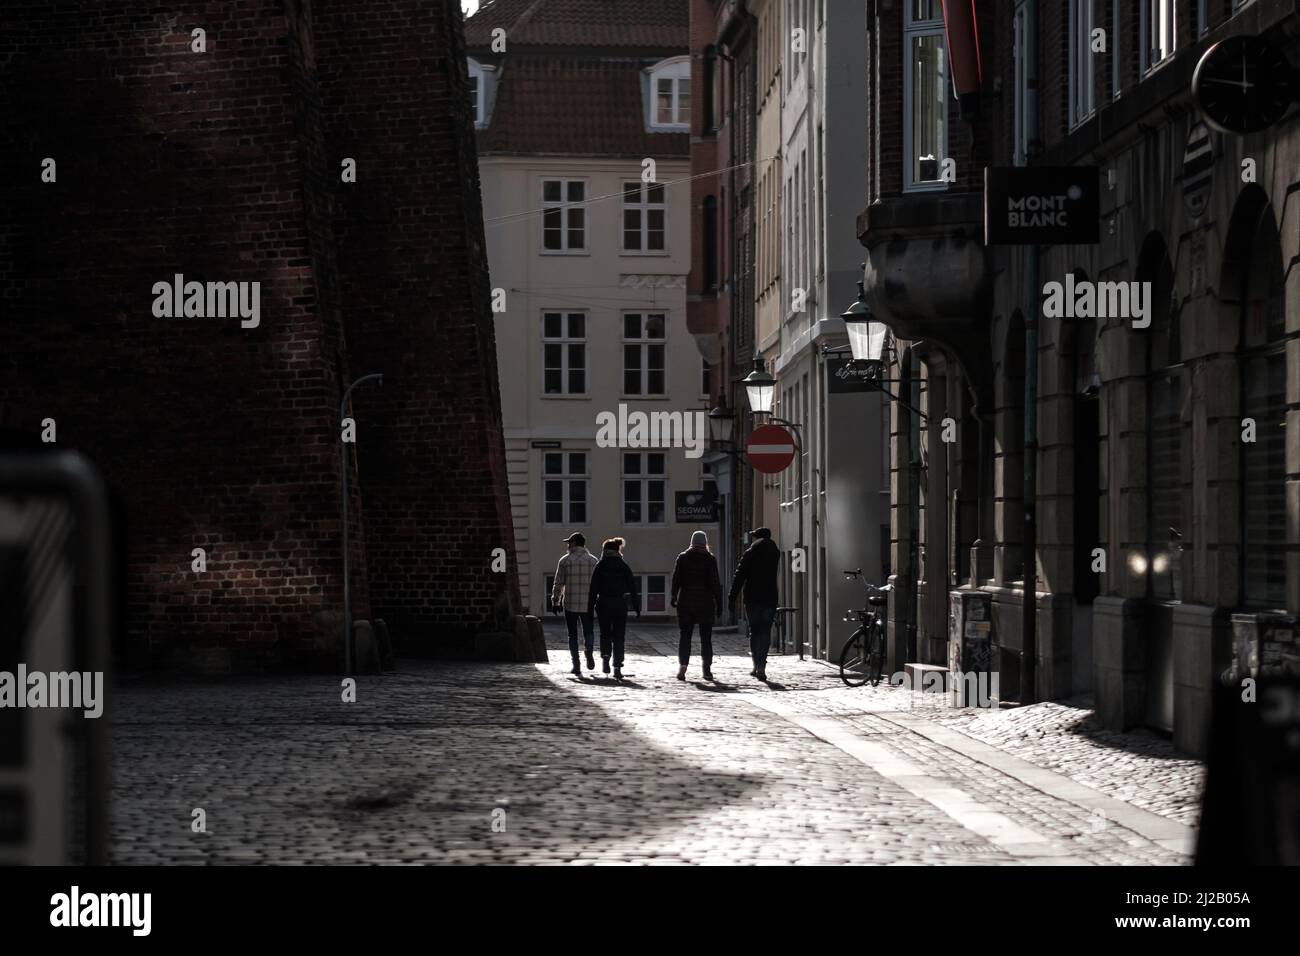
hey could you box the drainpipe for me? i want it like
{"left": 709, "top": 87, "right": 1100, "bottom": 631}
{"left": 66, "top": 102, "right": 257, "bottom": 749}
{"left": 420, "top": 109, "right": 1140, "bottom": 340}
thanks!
{"left": 908, "top": 348, "right": 922, "bottom": 665}
{"left": 1020, "top": 0, "right": 1039, "bottom": 704}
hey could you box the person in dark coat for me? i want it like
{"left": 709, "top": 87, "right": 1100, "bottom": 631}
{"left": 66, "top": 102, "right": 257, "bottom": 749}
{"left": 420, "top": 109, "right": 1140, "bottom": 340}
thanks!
{"left": 728, "top": 527, "right": 781, "bottom": 682}
{"left": 671, "top": 530, "right": 723, "bottom": 681}
{"left": 587, "top": 537, "right": 639, "bottom": 680}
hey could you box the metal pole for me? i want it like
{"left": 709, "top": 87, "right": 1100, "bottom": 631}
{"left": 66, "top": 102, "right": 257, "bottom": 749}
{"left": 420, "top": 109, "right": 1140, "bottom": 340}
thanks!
{"left": 770, "top": 415, "right": 804, "bottom": 659}
{"left": 1020, "top": 0, "right": 1040, "bottom": 705}
{"left": 340, "top": 372, "right": 384, "bottom": 676}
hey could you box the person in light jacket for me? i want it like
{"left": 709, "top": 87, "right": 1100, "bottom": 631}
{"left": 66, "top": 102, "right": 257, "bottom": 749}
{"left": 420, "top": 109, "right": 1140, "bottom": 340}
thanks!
{"left": 551, "top": 531, "right": 599, "bottom": 677}
{"left": 588, "top": 537, "right": 639, "bottom": 680}
{"left": 671, "top": 530, "right": 723, "bottom": 682}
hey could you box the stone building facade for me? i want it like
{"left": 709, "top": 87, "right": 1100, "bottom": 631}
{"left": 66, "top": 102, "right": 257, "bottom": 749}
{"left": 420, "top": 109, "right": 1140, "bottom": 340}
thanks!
{"left": 0, "top": 0, "right": 520, "bottom": 668}
{"left": 860, "top": 0, "right": 1299, "bottom": 754}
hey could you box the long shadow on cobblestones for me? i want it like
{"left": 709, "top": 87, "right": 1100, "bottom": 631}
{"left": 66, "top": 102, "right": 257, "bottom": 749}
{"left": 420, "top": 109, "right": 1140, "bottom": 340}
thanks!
{"left": 109, "top": 659, "right": 775, "bottom": 864}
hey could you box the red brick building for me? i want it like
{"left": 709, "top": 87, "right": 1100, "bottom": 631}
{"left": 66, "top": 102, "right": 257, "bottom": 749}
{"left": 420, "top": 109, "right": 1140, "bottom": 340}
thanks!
{"left": 0, "top": 0, "right": 520, "bottom": 669}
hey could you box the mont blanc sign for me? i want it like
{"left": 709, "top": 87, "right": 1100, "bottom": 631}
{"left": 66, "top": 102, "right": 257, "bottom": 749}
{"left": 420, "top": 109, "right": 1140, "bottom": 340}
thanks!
{"left": 984, "top": 166, "right": 1100, "bottom": 245}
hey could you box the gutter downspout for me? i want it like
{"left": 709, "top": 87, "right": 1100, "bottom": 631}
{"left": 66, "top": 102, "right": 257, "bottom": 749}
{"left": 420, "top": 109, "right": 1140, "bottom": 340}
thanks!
{"left": 1020, "top": 0, "right": 1039, "bottom": 704}
{"left": 908, "top": 349, "right": 922, "bottom": 666}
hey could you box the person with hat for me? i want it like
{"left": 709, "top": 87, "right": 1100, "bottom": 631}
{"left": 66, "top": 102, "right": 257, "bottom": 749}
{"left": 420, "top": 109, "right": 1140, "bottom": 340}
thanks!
{"left": 587, "top": 537, "right": 640, "bottom": 680}
{"left": 551, "top": 531, "right": 599, "bottom": 676}
{"left": 671, "top": 529, "right": 723, "bottom": 681}
{"left": 728, "top": 527, "right": 781, "bottom": 682}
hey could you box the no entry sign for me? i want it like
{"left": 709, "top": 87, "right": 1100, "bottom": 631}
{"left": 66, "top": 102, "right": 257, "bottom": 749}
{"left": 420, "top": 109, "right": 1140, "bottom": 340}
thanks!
{"left": 747, "top": 424, "right": 796, "bottom": 474}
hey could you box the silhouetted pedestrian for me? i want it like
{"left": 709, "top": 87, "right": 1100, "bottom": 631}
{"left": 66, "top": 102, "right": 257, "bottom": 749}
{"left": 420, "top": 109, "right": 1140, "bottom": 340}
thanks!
{"left": 672, "top": 530, "right": 723, "bottom": 681}
{"left": 551, "top": 531, "right": 598, "bottom": 676}
{"left": 588, "top": 536, "right": 639, "bottom": 680}
{"left": 729, "top": 527, "right": 781, "bottom": 681}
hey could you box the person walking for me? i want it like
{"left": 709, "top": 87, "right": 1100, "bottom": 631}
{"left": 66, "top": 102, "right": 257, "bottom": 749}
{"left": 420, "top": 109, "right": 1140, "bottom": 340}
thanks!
{"left": 588, "top": 537, "right": 639, "bottom": 680}
{"left": 551, "top": 532, "right": 599, "bottom": 677}
{"left": 728, "top": 527, "right": 781, "bottom": 682}
{"left": 671, "top": 530, "right": 723, "bottom": 682}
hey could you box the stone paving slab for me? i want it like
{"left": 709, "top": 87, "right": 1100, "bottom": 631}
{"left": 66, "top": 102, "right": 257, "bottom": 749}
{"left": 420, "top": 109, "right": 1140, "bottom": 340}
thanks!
{"left": 104, "top": 622, "right": 1200, "bottom": 865}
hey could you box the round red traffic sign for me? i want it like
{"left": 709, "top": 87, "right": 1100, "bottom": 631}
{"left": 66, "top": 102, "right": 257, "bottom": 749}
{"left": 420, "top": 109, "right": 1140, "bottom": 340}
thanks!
{"left": 746, "top": 424, "right": 796, "bottom": 474}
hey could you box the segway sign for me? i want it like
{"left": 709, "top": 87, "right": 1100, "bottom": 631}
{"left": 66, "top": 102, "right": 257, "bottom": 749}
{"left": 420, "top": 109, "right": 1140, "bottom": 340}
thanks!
{"left": 746, "top": 424, "right": 796, "bottom": 474}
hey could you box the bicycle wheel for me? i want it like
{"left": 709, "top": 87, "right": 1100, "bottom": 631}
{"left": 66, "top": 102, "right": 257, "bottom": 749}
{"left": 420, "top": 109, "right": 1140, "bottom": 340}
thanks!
{"left": 838, "top": 628, "right": 870, "bottom": 687}
{"left": 865, "top": 621, "right": 885, "bottom": 687}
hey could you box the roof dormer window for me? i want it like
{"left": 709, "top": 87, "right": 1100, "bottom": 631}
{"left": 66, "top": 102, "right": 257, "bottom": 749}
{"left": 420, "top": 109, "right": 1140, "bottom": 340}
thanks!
{"left": 646, "top": 56, "right": 691, "bottom": 130}
{"left": 466, "top": 57, "right": 494, "bottom": 129}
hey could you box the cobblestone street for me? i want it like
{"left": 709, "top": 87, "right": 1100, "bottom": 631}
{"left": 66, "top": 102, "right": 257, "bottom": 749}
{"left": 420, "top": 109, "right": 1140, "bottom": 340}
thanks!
{"left": 109, "top": 623, "right": 1199, "bottom": 865}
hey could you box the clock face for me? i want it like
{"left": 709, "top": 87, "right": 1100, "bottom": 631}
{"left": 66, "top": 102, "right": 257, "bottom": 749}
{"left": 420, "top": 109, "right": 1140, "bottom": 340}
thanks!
{"left": 1193, "top": 35, "right": 1296, "bottom": 135}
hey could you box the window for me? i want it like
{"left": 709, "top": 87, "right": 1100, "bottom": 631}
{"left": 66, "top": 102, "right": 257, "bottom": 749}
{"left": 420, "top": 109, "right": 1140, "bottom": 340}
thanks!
{"left": 904, "top": 2, "right": 948, "bottom": 190}
{"left": 544, "top": 452, "right": 588, "bottom": 525}
{"left": 648, "top": 57, "right": 691, "bottom": 129}
{"left": 543, "top": 311, "right": 587, "bottom": 395}
{"left": 1013, "top": 1, "right": 1029, "bottom": 164}
{"left": 1068, "top": 0, "right": 1096, "bottom": 128}
{"left": 634, "top": 574, "right": 667, "bottom": 614}
{"left": 623, "top": 452, "right": 667, "bottom": 525}
{"left": 701, "top": 358, "right": 712, "bottom": 398}
{"left": 623, "top": 313, "right": 667, "bottom": 395}
{"left": 467, "top": 58, "right": 488, "bottom": 128}
{"left": 1142, "top": 1, "right": 1176, "bottom": 72}
{"left": 622, "top": 182, "right": 667, "bottom": 252}
{"left": 541, "top": 179, "right": 586, "bottom": 252}
{"left": 815, "top": 124, "right": 824, "bottom": 280}
{"left": 703, "top": 195, "right": 719, "bottom": 289}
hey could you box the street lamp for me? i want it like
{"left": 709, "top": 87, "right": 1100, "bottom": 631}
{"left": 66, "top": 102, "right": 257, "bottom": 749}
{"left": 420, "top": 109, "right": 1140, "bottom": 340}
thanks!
{"left": 340, "top": 371, "right": 384, "bottom": 676}
{"left": 840, "top": 282, "right": 888, "bottom": 381}
{"left": 708, "top": 405, "right": 736, "bottom": 445}
{"left": 743, "top": 359, "right": 776, "bottom": 415}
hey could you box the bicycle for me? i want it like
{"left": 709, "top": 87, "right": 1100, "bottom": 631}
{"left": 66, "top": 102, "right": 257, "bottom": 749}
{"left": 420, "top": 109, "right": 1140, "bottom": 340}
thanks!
{"left": 837, "top": 569, "right": 892, "bottom": 687}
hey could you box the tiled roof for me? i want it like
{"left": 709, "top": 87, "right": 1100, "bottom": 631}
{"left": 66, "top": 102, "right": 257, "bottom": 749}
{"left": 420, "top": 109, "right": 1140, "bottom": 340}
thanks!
{"left": 476, "top": 56, "right": 689, "bottom": 158}
{"left": 465, "top": 0, "right": 687, "bottom": 50}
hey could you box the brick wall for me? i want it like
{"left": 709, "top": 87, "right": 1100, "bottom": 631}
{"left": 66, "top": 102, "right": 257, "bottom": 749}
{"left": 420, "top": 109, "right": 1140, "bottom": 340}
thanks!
{"left": 0, "top": 0, "right": 519, "bottom": 668}
{"left": 313, "top": 0, "right": 520, "bottom": 652}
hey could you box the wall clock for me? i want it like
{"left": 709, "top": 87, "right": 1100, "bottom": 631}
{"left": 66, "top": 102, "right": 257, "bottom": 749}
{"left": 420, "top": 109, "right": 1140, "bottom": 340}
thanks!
{"left": 1192, "top": 34, "right": 1297, "bottom": 135}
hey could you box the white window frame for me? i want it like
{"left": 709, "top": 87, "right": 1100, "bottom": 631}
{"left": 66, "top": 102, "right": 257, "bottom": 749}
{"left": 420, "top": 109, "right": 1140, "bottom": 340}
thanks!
{"left": 634, "top": 574, "right": 668, "bottom": 614}
{"left": 542, "top": 311, "right": 588, "bottom": 397}
{"left": 1141, "top": 0, "right": 1176, "bottom": 74}
{"left": 543, "top": 451, "right": 589, "bottom": 526}
{"left": 647, "top": 56, "right": 691, "bottom": 130}
{"left": 903, "top": 2, "right": 949, "bottom": 192}
{"left": 621, "top": 181, "right": 668, "bottom": 254}
{"left": 622, "top": 312, "right": 668, "bottom": 397}
{"left": 1068, "top": 0, "right": 1096, "bottom": 129}
{"left": 622, "top": 452, "right": 668, "bottom": 526}
{"left": 540, "top": 178, "right": 588, "bottom": 254}
{"left": 465, "top": 58, "right": 488, "bottom": 128}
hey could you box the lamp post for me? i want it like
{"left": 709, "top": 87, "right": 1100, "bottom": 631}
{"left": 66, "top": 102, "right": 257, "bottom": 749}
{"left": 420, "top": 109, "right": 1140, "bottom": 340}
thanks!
{"left": 340, "top": 371, "right": 384, "bottom": 676}
{"left": 744, "top": 358, "right": 806, "bottom": 657}
{"left": 830, "top": 285, "right": 928, "bottom": 422}
{"left": 834, "top": 284, "right": 922, "bottom": 669}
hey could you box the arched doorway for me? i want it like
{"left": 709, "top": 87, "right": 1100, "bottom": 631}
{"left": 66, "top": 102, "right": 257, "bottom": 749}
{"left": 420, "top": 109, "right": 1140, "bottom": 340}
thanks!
{"left": 1222, "top": 186, "right": 1286, "bottom": 611}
